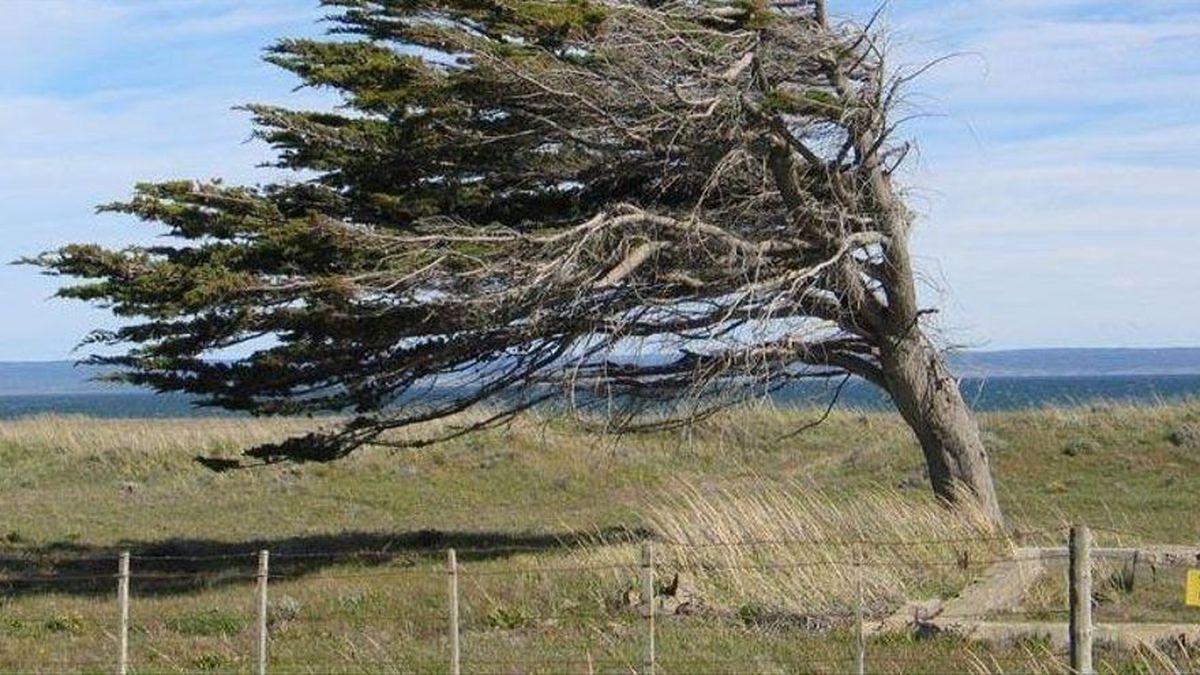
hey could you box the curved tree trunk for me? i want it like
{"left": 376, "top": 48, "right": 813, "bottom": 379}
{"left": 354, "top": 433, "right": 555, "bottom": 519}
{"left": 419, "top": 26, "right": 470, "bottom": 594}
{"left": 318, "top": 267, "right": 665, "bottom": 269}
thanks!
{"left": 879, "top": 332, "right": 1004, "bottom": 526}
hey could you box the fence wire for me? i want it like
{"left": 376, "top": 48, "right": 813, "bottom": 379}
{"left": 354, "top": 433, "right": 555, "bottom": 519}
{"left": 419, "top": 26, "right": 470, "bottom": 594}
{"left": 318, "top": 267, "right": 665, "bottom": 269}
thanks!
{"left": 1, "top": 528, "right": 1191, "bottom": 674}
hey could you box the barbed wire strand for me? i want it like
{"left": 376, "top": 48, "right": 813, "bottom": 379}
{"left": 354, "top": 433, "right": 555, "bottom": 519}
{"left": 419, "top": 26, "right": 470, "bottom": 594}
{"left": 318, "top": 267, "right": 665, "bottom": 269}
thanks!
{"left": 0, "top": 550, "right": 1072, "bottom": 586}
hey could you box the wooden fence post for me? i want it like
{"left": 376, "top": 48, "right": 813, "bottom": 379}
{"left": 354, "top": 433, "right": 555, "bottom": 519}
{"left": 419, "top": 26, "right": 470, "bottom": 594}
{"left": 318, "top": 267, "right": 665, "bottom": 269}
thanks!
{"left": 448, "top": 548, "right": 461, "bottom": 675}
{"left": 256, "top": 550, "right": 269, "bottom": 675}
{"left": 117, "top": 551, "right": 130, "bottom": 675}
{"left": 1069, "top": 525, "right": 1093, "bottom": 675}
{"left": 854, "top": 545, "right": 865, "bottom": 675}
{"left": 642, "top": 541, "right": 656, "bottom": 675}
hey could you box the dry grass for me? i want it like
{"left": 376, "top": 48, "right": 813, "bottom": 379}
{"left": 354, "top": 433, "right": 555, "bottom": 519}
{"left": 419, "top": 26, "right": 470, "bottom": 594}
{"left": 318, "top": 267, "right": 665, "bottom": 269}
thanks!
{"left": 0, "top": 414, "right": 319, "bottom": 475}
{"left": 645, "top": 482, "right": 1008, "bottom": 616}
{"left": 1126, "top": 641, "right": 1200, "bottom": 675}
{"left": 573, "top": 481, "right": 1010, "bottom": 622}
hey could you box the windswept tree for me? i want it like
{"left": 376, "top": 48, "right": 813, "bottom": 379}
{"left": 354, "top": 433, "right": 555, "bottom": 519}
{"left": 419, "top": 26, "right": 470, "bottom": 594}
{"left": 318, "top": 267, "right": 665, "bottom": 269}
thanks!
{"left": 31, "top": 0, "right": 1003, "bottom": 523}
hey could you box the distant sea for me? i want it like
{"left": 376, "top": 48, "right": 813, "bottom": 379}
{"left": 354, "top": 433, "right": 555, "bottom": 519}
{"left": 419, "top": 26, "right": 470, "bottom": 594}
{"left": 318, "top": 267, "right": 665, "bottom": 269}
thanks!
{"left": 1, "top": 349, "right": 1198, "bottom": 419}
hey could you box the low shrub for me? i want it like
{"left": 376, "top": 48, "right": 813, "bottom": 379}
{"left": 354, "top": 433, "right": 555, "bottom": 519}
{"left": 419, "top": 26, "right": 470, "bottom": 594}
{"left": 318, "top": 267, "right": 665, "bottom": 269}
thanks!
{"left": 166, "top": 608, "right": 247, "bottom": 637}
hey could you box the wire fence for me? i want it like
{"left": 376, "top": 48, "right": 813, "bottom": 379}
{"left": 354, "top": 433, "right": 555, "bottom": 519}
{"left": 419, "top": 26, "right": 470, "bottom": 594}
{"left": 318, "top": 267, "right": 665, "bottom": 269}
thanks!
{"left": 0, "top": 525, "right": 1195, "bottom": 673}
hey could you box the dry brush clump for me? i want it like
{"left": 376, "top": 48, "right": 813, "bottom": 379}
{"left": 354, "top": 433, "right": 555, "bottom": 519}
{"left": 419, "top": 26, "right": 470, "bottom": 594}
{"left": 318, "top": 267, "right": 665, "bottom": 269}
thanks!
{"left": 1129, "top": 638, "right": 1200, "bottom": 675}
{"left": 578, "top": 481, "right": 1009, "bottom": 620}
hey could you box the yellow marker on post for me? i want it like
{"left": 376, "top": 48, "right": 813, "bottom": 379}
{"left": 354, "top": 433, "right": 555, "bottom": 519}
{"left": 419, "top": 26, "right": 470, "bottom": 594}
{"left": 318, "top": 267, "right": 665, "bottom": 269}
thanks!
{"left": 1187, "top": 570, "right": 1200, "bottom": 607}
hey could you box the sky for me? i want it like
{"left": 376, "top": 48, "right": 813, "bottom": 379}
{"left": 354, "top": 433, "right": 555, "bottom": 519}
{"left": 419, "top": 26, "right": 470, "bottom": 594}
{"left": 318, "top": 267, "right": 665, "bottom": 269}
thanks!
{"left": 0, "top": 0, "right": 1197, "bottom": 361}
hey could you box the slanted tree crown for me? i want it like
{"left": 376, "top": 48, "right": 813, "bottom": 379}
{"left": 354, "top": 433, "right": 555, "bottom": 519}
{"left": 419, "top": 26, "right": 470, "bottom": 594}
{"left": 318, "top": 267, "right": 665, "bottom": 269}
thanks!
{"left": 31, "top": 0, "right": 944, "bottom": 468}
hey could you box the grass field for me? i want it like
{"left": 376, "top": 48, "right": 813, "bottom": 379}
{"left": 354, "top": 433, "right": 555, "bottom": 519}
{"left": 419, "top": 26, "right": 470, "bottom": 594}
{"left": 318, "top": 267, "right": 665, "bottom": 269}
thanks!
{"left": 1, "top": 401, "right": 1198, "bottom": 673}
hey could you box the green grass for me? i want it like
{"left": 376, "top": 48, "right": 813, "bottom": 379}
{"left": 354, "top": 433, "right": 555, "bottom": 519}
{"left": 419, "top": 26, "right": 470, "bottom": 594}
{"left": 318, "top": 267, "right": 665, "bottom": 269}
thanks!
{"left": 1002, "top": 562, "right": 1200, "bottom": 625}
{"left": 0, "top": 401, "right": 1198, "bottom": 672}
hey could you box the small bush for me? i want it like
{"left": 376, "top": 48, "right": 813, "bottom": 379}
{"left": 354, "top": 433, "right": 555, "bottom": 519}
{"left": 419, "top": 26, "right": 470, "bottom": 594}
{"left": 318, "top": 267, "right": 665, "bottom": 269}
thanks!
{"left": 736, "top": 601, "right": 768, "bottom": 626}
{"left": 193, "top": 654, "right": 231, "bottom": 671}
{"left": 896, "top": 468, "right": 926, "bottom": 490}
{"left": 978, "top": 429, "right": 1010, "bottom": 453}
{"left": 166, "top": 608, "right": 247, "bottom": 636}
{"left": 338, "top": 589, "right": 386, "bottom": 616}
{"left": 269, "top": 595, "right": 302, "bottom": 627}
{"left": 1062, "top": 437, "right": 1099, "bottom": 457}
{"left": 43, "top": 613, "right": 84, "bottom": 634}
{"left": 1166, "top": 424, "right": 1198, "bottom": 449}
{"left": 484, "top": 604, "right": 536, "bottom": 630}
{"left": 1044, "top": 480, "right": 1069, "bottom": 494}
{"left": 477, "top": 450, "right": 513, "bottom": 469}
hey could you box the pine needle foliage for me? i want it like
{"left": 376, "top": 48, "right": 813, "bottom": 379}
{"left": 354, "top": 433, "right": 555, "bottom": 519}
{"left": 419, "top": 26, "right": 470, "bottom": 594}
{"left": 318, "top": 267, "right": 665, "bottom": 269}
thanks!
{"left": 29, "top": 1, "right": 975, "bottom": 480}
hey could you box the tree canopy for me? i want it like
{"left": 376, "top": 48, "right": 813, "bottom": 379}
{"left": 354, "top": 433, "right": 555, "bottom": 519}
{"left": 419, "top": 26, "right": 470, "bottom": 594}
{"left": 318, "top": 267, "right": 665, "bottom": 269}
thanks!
{"left": 30, "top": 0, "right": 1002, "bottom": 525}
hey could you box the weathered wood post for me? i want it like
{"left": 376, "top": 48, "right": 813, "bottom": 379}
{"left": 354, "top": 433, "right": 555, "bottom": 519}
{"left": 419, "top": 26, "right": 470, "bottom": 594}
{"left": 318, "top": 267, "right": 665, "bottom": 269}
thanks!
{"left": 642, "top": 541, "right": 656, "bottom": 675}
{"left": 117, "top": 551, "right": 130, "bottom": 675}
{"left": 256, "top": 550, "right": 269, "bottom": 675}
{"left": 854, "top": 545, "right": 865, "bottom": 675}
{"left": 447, "top": 548, "right": 461, "bottom": 675}
{"left": 1068, "top": 525, "right": 1093, "bottom": 674}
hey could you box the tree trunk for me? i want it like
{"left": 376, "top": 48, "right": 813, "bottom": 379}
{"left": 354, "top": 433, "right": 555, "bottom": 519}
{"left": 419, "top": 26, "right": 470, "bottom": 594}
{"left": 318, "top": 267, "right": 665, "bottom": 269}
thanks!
{"left": 879, "top": 331, "right": 1004, "bottom": 526}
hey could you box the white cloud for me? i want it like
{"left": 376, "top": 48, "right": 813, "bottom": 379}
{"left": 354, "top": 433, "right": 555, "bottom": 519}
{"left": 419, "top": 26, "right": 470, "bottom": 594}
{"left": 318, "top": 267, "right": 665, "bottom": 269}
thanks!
{"left": 869, "top": 1, "right": 1200, "bottom": 348}
{"left": 0, "top": 0, "right": 329, "bottom": 360}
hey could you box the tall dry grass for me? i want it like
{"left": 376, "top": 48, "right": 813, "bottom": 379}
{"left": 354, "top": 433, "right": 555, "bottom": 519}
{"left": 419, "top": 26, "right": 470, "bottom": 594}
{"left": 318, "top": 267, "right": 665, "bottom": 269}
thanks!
{"left": 0, "top": 415, "right": 318, "bottom": 458}
{"left": 0, "top": 408, "right": 526, "bottom": 458}
{"left": 1129, "top": 640, "right": 1199, "bottom": 675}
{"left": 580, "top": 480, "right": 1010, "bottom": 619}
{"left": 0, "top": 411, "right": 506, "bottom": 469}
{"left": 650, "top": 481, "right": 1008, "bottom": 616}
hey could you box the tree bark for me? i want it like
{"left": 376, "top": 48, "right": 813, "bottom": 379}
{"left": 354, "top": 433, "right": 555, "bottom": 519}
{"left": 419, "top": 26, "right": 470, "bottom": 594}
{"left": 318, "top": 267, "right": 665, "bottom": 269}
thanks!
{"left": 879, "top": 331, "right": 1004, "bottom": 526}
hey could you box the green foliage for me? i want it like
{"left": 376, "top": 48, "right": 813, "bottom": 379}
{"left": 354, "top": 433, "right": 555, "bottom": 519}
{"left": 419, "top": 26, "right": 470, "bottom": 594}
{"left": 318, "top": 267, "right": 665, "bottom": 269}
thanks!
{"left": 733, "top": 0, "right": 779, "bottom": 28}
{"left": 1061, "top": 437, "right": 1099, "bottom": 457}
{"left": 265, "top": 41, "right": 442, "bottom": 113}
{"left": 26, "top": 0, "right": 932, "bottom": 471}
{"left": 1, "top": 618, "right": 26, "bottom": 637}
{"left": 1166, "top": 423, "right": 1198, "bottom": 449}
{"left": 26, "top": 0, "right": 748, "bottom": 461}
{"left": 505, "top": 0, "right": 609, "bottom": 39}
{"left": 736, "top": 601, "right": 769, "bottom": 626}
{"left": 43, "top": 613, "right": 84, "bottom": 634}
{"left": 764, "top": 88, "right": 843, "bottom": 117}
{"left": 484, "top": 604, "right": 536, "bottom": 629}
{"left": 337, "top": 589, "right": 387, "bottom": 617}
{"left": 192, "top": 654, "right": 232, "bottom": 671}
{"left": 166, "top": 608, "right": 248, "bottom": 637}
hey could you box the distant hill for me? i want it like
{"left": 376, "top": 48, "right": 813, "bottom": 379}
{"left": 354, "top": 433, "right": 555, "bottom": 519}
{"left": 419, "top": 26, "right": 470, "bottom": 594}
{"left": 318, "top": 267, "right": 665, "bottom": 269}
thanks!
{"left": 948, "top": 348, "right": 1200, "bottom": 378}
{"left": 0, "top": 361, "right": 127, "bottom": 396}
{"left": 2, "top": 348, "right": 1199, "bottom": 396}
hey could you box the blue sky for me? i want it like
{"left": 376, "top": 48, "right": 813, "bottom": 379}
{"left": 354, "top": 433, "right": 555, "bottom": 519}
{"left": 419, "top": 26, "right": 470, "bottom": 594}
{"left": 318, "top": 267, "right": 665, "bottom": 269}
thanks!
{"left": 1, "top": 0, "right": 1197, "bottom": 360}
